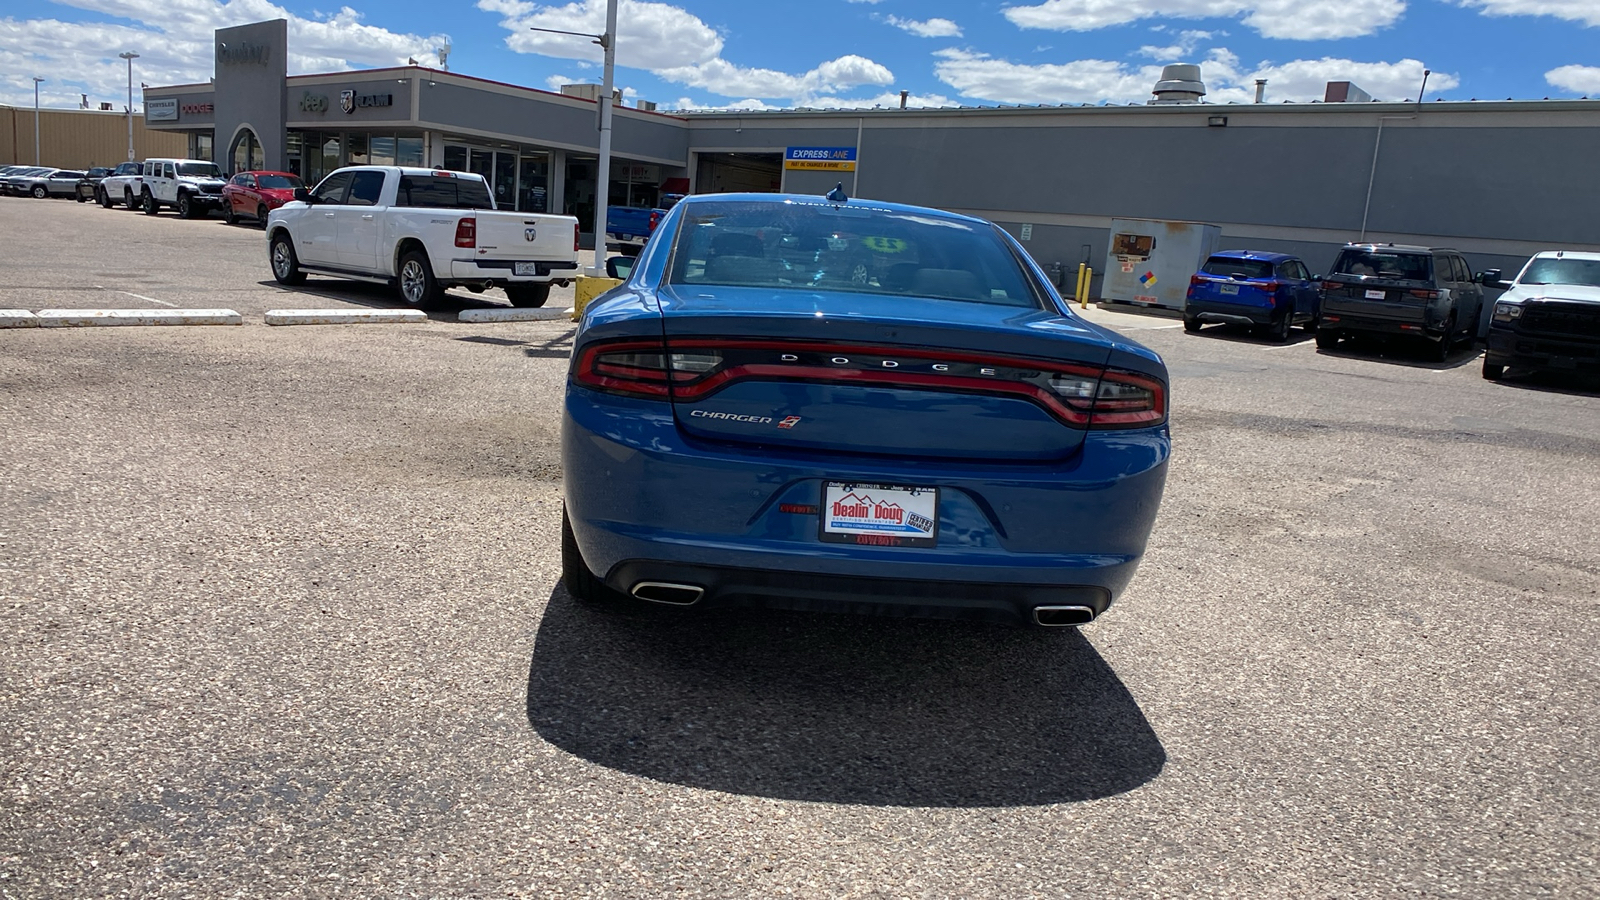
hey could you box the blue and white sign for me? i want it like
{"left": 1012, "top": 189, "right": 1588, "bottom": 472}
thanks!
{"left": 784, "top": 146, "right": 857, "bottom": 171}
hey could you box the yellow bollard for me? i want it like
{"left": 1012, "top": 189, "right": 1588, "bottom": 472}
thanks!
{"left": 571, "top": 275, "right": 624, "bottom": 321}
{"left": 1081, "top": 266, "right": 1093, "bottom": 309}
{"left": 1075, "top": 263, "right": 1088, "bottom": 309}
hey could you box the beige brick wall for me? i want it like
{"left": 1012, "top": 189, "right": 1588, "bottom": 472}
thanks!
{"left": 0, "top": 105, "right": 188, "bottom": 168}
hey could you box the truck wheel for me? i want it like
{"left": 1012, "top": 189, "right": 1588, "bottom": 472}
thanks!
{"left": 142, "top": 190, "right": 159, "bottom": 215}
{"left": 177, "top": 193, "right": 194, "bottom": 219}
{"left": 269, "top": 233, "right": 306, "bottom": 286}
{"left": 397, "top": 249, "right": 444, "bottom": 308}
{"left": 506, "top": 283, "right": 551, "bottom": 308}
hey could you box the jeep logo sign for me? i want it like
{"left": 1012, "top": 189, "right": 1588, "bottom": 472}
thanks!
{"left": 339, "top": 91, "right": 394, "bottom": 114}
{"left": 216, "top": 40, "right": 271, "bottom": 66}
{"left": 299, "top": 92, "right": 328, "bottom": 113}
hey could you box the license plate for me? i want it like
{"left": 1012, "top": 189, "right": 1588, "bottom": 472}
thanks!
{"left": 514, "top": 262, "right": 540, "bottom": 276}
{"left": 1220, "top": 284, "right": 1239, "bottom": 295}
{"left": 820, "top": 482, "right": 938, "bottom": 548}
{"left": 1365, "top": 289, "right": 1386, "bottom": 300}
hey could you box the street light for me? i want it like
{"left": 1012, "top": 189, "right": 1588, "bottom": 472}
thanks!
{"left": 33, "top": 77, "right": 44, "bottom": 165}
{"left": 119, "top": 52, "right": 140, "bottom": 161}
{"left": 531, "top": 0, "right": 617, "bottom": 275}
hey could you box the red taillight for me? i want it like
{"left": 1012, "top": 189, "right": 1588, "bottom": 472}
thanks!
{"left": 574, "top": 222, "right": 580, "bottom": 252}
{"left": 648, "top": 211, "right": 661, "bottom": 233}
{"left": 572, "top": 339, "right": 1166, "bottom": 429}
{"left": 454, "top": 217, "right": 476, "bottom": 248}
{"left": 1321, "top": 281, "right": 1342, "bottom": 291}
{"left": 1190, "top": 275, "right": 1205, "bottom": 286}
{"left": 1408, "top": 289, "right": 1440, "bottom": 299}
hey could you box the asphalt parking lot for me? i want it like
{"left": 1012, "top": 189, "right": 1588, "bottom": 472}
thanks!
{"left": 2, "top": 197, "right": 1597, "bottom": 899}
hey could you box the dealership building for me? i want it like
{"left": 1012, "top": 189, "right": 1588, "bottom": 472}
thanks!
{"left": 143, "top": 18, "right": 1600, "bottom": 280}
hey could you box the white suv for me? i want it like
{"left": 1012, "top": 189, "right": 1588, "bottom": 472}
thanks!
{"left": 140, "top": 158, "right": 227, "bottom": 219}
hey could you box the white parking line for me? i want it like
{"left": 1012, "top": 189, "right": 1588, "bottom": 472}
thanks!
{"left": 117, "top": 291, "right": 179, "bottom": 308}
{"left": 1263, "top": 339, "right": 1317, "bottom": 351}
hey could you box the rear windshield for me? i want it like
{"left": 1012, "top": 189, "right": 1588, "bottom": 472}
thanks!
{"left": 395, "top": 175, "right": 495, "bottom": 210}
{"left": 1518, "top": 257, "right": 1600, "bottom": 288}
{"left": 1333, "top": 250, "right": 1431, "bottom": 281}
{"left": 257, "top": 174, "right": 303, "bottom": 190}
{"left": 177, "top": 162, "right": 221, "bottom": 178}
{"left": 1201, "top": 257, "right": 1273, "bottom": 280}
{"left": 665, "top": 200, "right": 1042, "bottom": 308}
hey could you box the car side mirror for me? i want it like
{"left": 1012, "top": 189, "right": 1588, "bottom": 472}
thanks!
{"left": 293, "top": 187, "right": 314, "bottom": 204}
{"left": 605, "top": 256, "right": 636, "bottom": 280}
{"left": 1478, "top": 269, "right": 1502, "bottom": 287}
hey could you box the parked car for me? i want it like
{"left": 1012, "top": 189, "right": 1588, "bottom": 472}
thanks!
{"left": 221, "top": 171, "right": 304, "bottom": 227}
{"left": 1483, "top": 250, "right": 1600, "bottom": 380}
{"left": 99, "top": 161, "right": 145, "bottom": 209}
{"left": 267, "top": 165, "right": 581, "bottom": 308}
{"left": 16, "top": 168, "right": 85, "bottom": 199}
{"left": 1, "top": 167, "right": 53, "bottom": 196}
{"left": 562, "top": 190, "right": 1170, "bottom": 628}
{"left": 1315, "top": 243, "right": 1491, "bottom": 362}
{"left": 1183, "top": 251, "right": 1321, "bottom": 341}
{"left": 604, "top": 194, "right": 683, "bottom": 245}
{"left": 0, "top": 165, "right": 39, "bottom": 194}
{"left": 139, "top": 158, "right": 227, "bottom": 218}
{"left": 75, "top": 167, "right": 113, "bottom": 202}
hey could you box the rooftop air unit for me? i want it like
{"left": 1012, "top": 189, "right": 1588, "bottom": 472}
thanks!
{"left": 1149, "top": 64, "right": 1206, "bottom": 105}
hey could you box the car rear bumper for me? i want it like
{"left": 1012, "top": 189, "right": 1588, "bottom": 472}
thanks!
{"left": 451, "top": 259, "right": 579, "bottom": 280}
{"left": 562, "top": 388, "right": 1170, "bottom": 624}
{"left": 1319, "top": 310, "right": 1441, "bottom": 337}
{"left": 1486, "top": 328, "right": 1600, "bottom": 372}
{"left": 1186, "top": 298, "right": 1273, "bottom": 326}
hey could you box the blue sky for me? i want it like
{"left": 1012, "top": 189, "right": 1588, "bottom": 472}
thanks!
{"left": 3, "top": 0, "right": 1597, "bottom": 111}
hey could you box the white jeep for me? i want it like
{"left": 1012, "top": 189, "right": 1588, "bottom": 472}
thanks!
{"left": 140, "top": 158, "right": 227, "bottom": 219}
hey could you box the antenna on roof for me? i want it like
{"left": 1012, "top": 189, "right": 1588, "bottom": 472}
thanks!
{"left": 438, "top": 39, "right": 451, "bottom": 72}
{"left": 824, "top": 182, "right": 849, "bottom": 203}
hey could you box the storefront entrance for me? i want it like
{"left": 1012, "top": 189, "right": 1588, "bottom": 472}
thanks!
{"left": 694, "top": 152, "right": 782, "bottom": 194}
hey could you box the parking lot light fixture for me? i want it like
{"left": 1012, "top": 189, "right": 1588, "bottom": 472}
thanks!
{"left": 120, "top": 52, "right": 140, "bottom": 161}
{"left": 33, "top": 77, "right": 44, "bottom": 164}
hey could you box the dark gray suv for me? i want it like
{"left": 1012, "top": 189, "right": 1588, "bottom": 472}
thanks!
{"left": 1315, "top": 244, "right": 1496, "bottom": 362}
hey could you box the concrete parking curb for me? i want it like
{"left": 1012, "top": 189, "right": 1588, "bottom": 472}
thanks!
{"left": 264, "top": 309, "right": 428, "bottom": 326}
{"left": 457, "top": 307, "right": 573, "bottom": 324}
{"left": 0, "top": 309, "right": 40, "bottom": 328}
{"left": 35, "top": 309, "right": 243, "bottom": 327}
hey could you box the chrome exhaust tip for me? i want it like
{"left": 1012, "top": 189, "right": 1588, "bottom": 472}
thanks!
{"left": 630, "top": 582, "right": 705, "bottom": 606}
{"left": 1032, "top": 605, "right": 1096, "bottom": 627}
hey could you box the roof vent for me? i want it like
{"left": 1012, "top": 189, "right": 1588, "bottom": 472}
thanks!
{"left": 1324, "top": 81, "right": 1374, "bottom": 103}
{"left": 1150, "top": 64, "right": 1205, "bottom": 105}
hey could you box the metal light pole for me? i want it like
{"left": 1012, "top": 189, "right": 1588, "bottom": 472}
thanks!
{"left": 120, "top": 52, "right": 140, "bottom": 161}
{"left": 531, "top": 0, "right": 617, "bottom": 275}
{"left": 33, "top": 77, "right": 44, "bottom": 165}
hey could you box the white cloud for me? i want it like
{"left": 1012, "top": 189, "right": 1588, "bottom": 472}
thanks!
{"left": 1459, "top": 0, "right": 1600, "bottom": 26}
{"left": 934, "top": 46, "right": 1457, "bottom": 105}
{"left": 1003, "top": 0, "right": 1407, "bottom": 40}
{"left": 1137, "top": 29, "right": 1215, "bottom": 60}
{"left": 478, "top": 0, "right": 895, "bottom": 104}
{"left": 1546, "top": 65, "right": 1600, "bottom": 94}
{"left": 885, "top": 16, "right": 963, "bottom": 37}
{"left": 0, "top": 2, "right": 447, "bottom": 110}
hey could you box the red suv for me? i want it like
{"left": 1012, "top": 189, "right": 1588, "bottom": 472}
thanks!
{"left": 221, "top": 171, "right": 304, "bottom": 228}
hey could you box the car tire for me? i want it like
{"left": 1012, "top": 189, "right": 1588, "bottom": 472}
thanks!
{"left": 31, "top": 185, "right": 47, "bottom": 199}
{"left": 75, "top": 192, "right": 86, "bottom": 203}
{"left": 1314, "top": 330, "right": 1339, "bottom": 350}
{"left": 177, "top": 193, "right": 194, "bottom": 219}
{"left": 1432, "top": 318, "right": 1455, "bottom": 362}
{"left": 505, "top": 283, "right": 551, "bottom": 308}
{"left": 142, "top": 190, "right": 159, "bottom": 215}
{"left": 1183, "top": 317, "right": 1201, "bottom": 333}
{"left": 98, "top": 188, "right": 113, "bottom": 208}
{"left": 269, "top": 232, "right": 307, "bottom": 286}
{"left": 1270, "top": 309, "right": 1293, "bottom": 343}
{"left": 1483, "top": 360, "right": 1505, "bottom": 381}
{"left": 257, "top": 205, "right": 269, "bottom": 230}
{"left": 224, "top": 203, "right": 237, "bottom": 226}
{"left": 397, "top": 249, "right": 444, "bottom": 308}
{"left": 561, "top": 508, "right": 624, "bottom": 605}
{"left": 124, "top": 189, "right": 138, "bottom": 211}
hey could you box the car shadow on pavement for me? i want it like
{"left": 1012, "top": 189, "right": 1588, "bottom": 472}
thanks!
{"left": 1185, "top": 323, "right": 1317, "bottom": 346}
{"left": 525, "top": 586, "right": 1166, "bottom": 808}
{"left": 1314, "top": 335, "right": 1483, "bottom": 370}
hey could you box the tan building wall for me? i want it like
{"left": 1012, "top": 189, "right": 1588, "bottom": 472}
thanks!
{"left": 0, "top": 105, "right": 188, "bottom": 168}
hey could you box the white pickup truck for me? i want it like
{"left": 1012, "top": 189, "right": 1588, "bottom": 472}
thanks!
{"left": 266, "top": 166, "right": 581, "bottom": 307}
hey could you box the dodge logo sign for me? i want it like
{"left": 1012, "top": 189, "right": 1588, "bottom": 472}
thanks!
{"left": 524, "top": 227, "right": 538, "bottom": 242}
{"left": 339, "top": 90, "right": 355, "bottom": 114}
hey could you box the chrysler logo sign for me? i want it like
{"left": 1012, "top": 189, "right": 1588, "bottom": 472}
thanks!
{"left": 216, "top": 41, "right": 271, "bottom": 66}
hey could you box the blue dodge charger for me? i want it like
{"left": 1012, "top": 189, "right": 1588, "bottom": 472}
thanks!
{"left": 562, "top": 191, "right": 1170, "bottom": 627}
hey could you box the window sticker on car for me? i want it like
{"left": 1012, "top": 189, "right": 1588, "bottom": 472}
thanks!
{"left": 820, "top": 482, "right": 938, "bottom": 548}
{"left": 861, "top": 236, "right": 908, "bottom": 254}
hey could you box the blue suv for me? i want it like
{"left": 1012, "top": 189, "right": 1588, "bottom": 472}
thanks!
{"left": 1184, "top": 251, "right": 1321, "bottom": 342}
